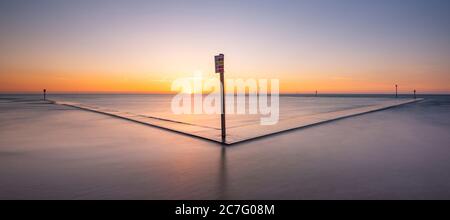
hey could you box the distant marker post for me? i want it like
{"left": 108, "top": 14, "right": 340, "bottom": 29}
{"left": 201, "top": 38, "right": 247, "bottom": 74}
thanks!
{"left": 395, "top": 84, "right": 398, "bottom": 98}
{"left": 215, "top": 54, "right": 226, "bottom": 143}
{"left": 43, "top": 89, "right": 46, "bottom": 100}
{"left": 414, "top": 89, "right": 416, "bottom": 99}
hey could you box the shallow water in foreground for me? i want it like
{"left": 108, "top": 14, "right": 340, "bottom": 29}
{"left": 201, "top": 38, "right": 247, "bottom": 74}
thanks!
{"left": 48, "top": 94, "right": 408, "bottom": 129}
{"left": 49, "top": 94, "right": 418, "bottom": 144}
{"left": 0, "top": 94, "right": 450, "bottom": 199}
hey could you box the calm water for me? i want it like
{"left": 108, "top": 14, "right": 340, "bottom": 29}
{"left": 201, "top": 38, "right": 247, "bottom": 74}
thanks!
{"left": 1, "top": 94, "right": 450, "bottom": 199}
{"left": 47, "top": 94, "right": 409, "bottom": 129}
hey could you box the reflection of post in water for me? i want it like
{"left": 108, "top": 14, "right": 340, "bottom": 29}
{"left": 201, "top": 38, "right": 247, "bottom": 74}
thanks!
{"left": 217, "top": 145, "right": 227, "bottom": 199}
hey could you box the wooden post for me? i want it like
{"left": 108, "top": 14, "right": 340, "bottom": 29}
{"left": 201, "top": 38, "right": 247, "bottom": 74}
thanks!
{"left": 215, "top": 54, "right": 226, "bottom": 143}
{"left": 220, "top": 71, "right": 226, "bottom": 143}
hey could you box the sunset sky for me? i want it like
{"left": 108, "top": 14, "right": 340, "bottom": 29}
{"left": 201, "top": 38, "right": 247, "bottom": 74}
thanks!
{"left": 1, "top": 0, "right": 449, "bottom": 94}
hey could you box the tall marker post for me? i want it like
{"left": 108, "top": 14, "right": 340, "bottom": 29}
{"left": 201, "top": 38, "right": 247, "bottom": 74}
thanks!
{"left": 215, "top": 54, "right": 226, "bottom": 143}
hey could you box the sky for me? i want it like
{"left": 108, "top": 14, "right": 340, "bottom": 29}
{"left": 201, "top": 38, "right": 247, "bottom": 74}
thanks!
{"left": 1, "top": 0, "right": 449, "bottom": 94}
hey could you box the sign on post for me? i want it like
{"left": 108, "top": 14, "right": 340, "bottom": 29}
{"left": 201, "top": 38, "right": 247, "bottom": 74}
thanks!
{"left": 215, "top": 54, "right": 224, "bottom": 74}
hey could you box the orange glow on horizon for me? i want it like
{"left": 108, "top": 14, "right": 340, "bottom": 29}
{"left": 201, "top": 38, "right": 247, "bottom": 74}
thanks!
{"left": 1, "top": 69, "right": 449, "bottom": 94}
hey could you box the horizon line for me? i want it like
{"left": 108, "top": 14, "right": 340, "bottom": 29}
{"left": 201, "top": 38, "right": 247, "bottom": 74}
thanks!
{"left": 1, "top": 91, "right": 449, "bottom": 95}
